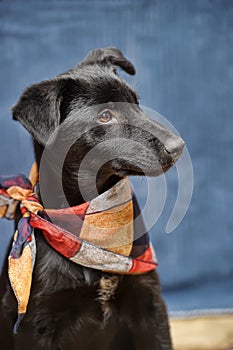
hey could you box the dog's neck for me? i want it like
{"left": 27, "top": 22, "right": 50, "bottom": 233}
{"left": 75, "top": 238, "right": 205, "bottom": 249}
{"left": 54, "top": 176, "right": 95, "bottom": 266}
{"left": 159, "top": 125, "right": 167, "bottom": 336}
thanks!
{"left": 33, "top": 141, "right": 122, "bottom": 209}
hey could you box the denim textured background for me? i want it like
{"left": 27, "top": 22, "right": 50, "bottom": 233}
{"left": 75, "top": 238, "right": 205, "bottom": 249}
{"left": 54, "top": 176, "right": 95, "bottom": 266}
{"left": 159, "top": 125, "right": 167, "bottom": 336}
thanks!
{"left": 0, "top": 0, "right": 232, "bottom": 314}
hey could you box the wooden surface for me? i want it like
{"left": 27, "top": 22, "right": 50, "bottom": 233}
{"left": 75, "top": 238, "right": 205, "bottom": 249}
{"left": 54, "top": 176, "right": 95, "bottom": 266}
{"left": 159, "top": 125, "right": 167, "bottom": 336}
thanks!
{"left": 170, "top": 315, "right": 233, "bottom": 350}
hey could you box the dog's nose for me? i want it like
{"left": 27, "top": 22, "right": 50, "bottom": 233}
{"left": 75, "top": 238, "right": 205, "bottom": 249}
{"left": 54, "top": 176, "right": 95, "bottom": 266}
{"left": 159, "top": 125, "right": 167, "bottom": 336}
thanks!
{"left": 165, "top": 137, "right": 185, "bottom": 160}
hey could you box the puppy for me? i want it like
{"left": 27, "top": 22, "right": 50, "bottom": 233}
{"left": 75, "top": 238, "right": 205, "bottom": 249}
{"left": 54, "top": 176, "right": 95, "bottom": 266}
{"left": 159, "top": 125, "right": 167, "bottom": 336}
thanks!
{"left": 0, "top": 47, "right": 184, "bottom": 350}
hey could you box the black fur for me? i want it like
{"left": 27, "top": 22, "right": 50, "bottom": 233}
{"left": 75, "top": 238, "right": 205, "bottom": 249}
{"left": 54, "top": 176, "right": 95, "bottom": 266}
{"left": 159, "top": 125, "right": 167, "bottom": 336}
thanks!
{"left": 0, "top": 47, "right": 184, "bottom": 349}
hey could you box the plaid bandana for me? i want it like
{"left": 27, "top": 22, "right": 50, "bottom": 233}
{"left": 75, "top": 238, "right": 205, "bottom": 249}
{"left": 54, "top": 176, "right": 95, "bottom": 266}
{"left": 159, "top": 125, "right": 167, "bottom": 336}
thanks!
{"left": 0, "top": 163, "right": 157, "bottom": 333}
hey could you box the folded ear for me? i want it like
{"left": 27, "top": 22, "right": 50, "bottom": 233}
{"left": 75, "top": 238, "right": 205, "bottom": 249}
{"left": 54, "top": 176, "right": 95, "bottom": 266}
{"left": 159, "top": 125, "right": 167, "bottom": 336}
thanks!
{"left": 79, "top": 47, "right": 136, "bottom": 75}
{"left": 12, "top": 79, "right": 63, "bottom": 146}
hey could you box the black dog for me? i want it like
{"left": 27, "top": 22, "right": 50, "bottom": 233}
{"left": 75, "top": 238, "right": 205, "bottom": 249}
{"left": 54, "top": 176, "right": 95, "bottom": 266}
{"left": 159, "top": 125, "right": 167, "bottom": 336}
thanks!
{"left": 0, "top": 47, "right": 184, "bottom": 350}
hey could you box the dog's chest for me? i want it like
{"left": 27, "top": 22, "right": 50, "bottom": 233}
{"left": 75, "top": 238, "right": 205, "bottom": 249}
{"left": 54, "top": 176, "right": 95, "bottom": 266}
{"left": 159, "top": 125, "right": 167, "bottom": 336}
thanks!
{"left": 18, "top": 276, "right": 121, "bottom": 349}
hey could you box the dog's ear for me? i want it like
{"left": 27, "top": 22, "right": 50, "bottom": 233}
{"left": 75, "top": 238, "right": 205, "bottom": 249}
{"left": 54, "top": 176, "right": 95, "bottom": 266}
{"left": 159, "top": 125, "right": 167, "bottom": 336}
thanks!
{"left": 12, "top": 79, "right": 63, "bottom": 146}
{"left": 80, "top": 47, "right": 136, "bottom": 75}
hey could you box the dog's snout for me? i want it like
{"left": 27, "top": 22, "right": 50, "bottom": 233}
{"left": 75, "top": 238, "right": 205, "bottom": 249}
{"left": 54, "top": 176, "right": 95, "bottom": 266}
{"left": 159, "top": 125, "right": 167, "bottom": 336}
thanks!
{"left": 164, "top": 137, "right": 185, "bottom": 160}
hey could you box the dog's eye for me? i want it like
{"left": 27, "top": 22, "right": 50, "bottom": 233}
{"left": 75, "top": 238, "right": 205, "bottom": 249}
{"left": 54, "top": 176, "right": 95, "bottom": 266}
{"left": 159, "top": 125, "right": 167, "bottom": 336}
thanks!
{"left": 98, "top": 110, "right": 113, "bottom": 124}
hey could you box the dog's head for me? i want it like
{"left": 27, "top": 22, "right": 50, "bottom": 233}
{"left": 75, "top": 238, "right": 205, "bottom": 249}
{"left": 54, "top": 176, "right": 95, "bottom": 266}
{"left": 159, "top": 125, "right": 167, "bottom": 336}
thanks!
{"left": 12, "top": 47, "right": 185, "bottom": 204}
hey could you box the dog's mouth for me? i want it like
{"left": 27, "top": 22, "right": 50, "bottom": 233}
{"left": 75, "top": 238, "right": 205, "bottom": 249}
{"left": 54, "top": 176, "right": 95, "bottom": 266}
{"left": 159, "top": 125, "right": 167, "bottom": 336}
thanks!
{"left": 110, "top": 134, "right": 185, "bottom": 178}
{"left": 111, "top": 158, "right": 177, "bottom": 177}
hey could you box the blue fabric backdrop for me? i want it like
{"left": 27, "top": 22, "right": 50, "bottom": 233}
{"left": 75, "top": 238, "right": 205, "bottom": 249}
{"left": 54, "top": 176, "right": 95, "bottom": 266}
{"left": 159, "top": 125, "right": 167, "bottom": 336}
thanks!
{"left": 0, "top": 0, "right": 232, "bottom": 314}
